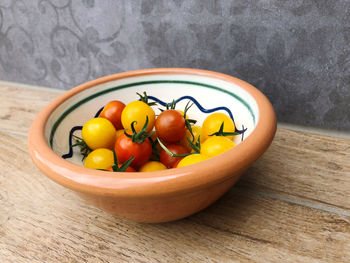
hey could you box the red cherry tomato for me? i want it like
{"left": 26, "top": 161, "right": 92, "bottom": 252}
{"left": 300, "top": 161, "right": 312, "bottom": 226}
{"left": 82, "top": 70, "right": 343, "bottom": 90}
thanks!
{"left": 99, "top": 100, "right": 126, "bottom": 130}
{"left": 106, "top": 165, "right": 136, "bottom": 172}
{"left": 114, "top": 133, "right": 152, "bottom": 168}
{"left": 159, "top": 144, "right": 189, "bottom": 168}
{"left": 155, "top": 109, "right": 186, "bottom": 143}
{"left": 172, "top": 159, "right": 181, "bottom": 168}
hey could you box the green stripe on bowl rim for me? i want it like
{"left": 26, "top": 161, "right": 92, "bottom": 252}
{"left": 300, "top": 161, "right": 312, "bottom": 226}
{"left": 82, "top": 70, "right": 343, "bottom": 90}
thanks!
{"left": 49, "top": 80, "right": 256, "bottom": 148}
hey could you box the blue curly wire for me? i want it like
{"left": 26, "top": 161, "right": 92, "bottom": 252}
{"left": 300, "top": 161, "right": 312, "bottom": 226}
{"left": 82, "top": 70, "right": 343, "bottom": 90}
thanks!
{"left": 147, "top": 95, "right": 247, "bottom": 134}
{"left": 61, "top": 108, "right": 104, "bottom": 159}
{"left": 61, "top": 125, "right": 83, "bottom": 159}
{"left": 62, "top": 95, "right": 247, "bottom": 159}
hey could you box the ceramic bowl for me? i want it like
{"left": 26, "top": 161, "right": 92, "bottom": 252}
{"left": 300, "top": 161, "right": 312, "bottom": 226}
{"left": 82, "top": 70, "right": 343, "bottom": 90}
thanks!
{"left": 28, "top": 68, "right": 276, "bottom": 223}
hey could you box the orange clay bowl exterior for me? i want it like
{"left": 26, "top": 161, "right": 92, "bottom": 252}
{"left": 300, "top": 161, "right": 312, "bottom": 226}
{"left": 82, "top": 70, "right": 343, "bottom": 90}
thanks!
{"left": 28, "top": 68, "right": 276, "bottom": 223}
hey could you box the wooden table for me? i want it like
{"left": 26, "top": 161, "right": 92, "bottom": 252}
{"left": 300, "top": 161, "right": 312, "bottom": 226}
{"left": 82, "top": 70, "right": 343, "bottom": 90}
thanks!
{"left": 0, "top": 82, "right": 349, "bottom": 263}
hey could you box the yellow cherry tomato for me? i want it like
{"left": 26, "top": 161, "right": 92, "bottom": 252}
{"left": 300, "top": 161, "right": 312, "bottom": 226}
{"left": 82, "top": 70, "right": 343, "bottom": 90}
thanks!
{"left": 201, "top": 136, "right": 235, "bottom": 157}
{"left": 81, "top": 118, "right": 116, "bottom": 150}
{"left": 84, "top": 148, "right": 114, "bottom": 170}
{"left": 121, "top": 101, "right": 155, "bottom": 133}
{"left": 180, "top": 125, "right": 203, "bottom": 151}
{"left": 139, "top": 161, "right": 167, "bottom": 172}
{"left": 176, "top": 110, "right": 189, "bottom": 119}
{"left": 201, "top": 113, "right": 235, "bottom": 141}
{"left": 116, "top": 129, "right": 125, "bottom": 139}
{"left": 176, "top": 154, "right": 209, "bottom": 168}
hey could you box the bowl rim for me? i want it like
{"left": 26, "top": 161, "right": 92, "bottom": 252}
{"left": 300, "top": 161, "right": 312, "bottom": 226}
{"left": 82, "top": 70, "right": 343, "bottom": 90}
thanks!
{"left": 28, "top": 68, "right": 276, "bottom": 198}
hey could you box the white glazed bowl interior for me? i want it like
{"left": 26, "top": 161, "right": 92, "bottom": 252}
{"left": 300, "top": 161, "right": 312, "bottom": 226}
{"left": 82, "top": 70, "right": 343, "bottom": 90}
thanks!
{"left": 46, "top": 73, "right": 259, "bottom": 166}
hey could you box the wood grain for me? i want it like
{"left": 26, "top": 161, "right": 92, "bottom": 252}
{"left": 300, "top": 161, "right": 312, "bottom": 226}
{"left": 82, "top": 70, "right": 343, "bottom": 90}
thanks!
{"left": 0, "top": 132, "right": 349, "bottom": 263}
{"left": 240, "top": 128, "right": 350, "bottom": 211}
{"left": 0, "top": 85, "right": 62, "bottom": 135}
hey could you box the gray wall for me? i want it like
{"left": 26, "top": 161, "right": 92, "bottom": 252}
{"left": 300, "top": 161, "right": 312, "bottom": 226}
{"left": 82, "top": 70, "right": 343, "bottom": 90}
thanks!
{"left": 0, "top": 0, "right": 349, "bottom": 131}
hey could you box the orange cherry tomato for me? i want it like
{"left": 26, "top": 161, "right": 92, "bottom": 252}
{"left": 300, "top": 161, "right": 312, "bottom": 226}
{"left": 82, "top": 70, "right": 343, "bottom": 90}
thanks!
{"left": 155, "top": 109, "right": 186, "bottom": 143}
{"left": 159, "top": 144, "right": 189, "bottom": 168}
{"left": 99, "top": 100, "right": 126, "bottom": 130}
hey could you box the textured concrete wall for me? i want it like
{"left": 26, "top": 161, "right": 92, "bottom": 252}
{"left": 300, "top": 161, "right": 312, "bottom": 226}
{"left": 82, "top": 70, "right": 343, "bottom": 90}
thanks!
{"left": 0, "top": 0, "right": 349, "bottom": 130}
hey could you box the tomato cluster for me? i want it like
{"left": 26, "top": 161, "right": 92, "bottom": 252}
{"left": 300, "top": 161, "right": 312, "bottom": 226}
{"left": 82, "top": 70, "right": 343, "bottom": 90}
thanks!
{"left": 76, "top": 93, "right": 238, "bottom": 173}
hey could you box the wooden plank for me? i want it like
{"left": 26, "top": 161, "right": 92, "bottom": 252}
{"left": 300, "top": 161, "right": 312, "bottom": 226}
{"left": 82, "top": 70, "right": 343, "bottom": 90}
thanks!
{"left": 0, "top": 132, "right": 349, "bottom": 263}
{"left": 240, "top": 129, "right": 350, "bottom": 211}
{"left": 0, "top": 85, "right": 62, "bottom": 135}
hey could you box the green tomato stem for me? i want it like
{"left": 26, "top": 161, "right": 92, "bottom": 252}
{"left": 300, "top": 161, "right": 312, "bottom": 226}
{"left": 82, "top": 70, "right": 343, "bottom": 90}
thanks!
{"left": 157, "top": 138, "right": 191, "bottom": 158}
{"left": 209, "top": 122, "right": 239, "bottom": 137}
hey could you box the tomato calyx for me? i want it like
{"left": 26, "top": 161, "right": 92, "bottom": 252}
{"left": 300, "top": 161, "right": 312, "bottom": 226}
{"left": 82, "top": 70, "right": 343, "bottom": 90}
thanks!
{"left": 166, "top": 100, "right": 177, "bottom": 110}
{"left": 137, "top": 91, "right": 157, "bottom": 107}
{"left": 149, "top": 136, "right": 161, "bottom": 161}
{"left": 124, "top": 116, "right": 155, "bottom": 144}
{"left": 72, "top": 135, "right": 92, "bottom": 161}
{"left": 109, "top": 149, "right": 135, "bottom": 172}
{"left": 209, "top": 122, "right": 239, "bottom": 137}
{"left": 162, "top": 100, "right": 177, "bottom": 111}
{"left": 159, "top": 99, "right": 177, "bottom": 111}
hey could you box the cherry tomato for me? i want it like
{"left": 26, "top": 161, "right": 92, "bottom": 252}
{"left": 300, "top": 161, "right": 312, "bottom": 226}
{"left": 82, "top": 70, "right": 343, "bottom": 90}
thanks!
{"left": 176, "top": 110, "right": 189, "bottom": 119}
{"left": 172, "top": 159, "right": 181, "bottom": 168}
{"left": 81, "top": 118, "right": 116, "bottom": 150}
{"left": 121, "top": 101, "right": 155, "bottom": 133}
{"left": 116, "top": 129, "right": 125, "bottom": 140}
{"left": 139, "top": 161, "right": 167, "bottom": 172}
{"left": 177, "top": 154, "right": 209, "bottom": 167}
{"left": 201, "top": 113, "right": 235, "bottom": 141}
{"left": 106, "top": 165, "right": 136, "bottom": 172}
{"left": 159, "top": 144, "right": 189, "bottom": 168}
{"left": 84, "top": 148, "right": 114, "bottom": 170}
{"left": 155, "top": 109, "right": 186, "bottom": 143}
{"left": 99, "top": 100, "right": 125, "bottom": 130}
{"left": 114, "top": 133, "right": 152, "bottom": 168}
{"left": 180, "top": 125, "right": 203, "bottom": 151}
{"left": 201, "top": 136, "right": 235, "bottom": 157}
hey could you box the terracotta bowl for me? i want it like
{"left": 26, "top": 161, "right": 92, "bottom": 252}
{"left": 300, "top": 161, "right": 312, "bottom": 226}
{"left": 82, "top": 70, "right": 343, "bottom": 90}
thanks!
{"left": 28, "top": 68, "right": 276, "bottom": 223}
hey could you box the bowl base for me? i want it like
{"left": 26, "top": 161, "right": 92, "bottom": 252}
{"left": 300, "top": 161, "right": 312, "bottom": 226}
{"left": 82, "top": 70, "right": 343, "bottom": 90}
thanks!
{"left": 77, "top": 174, "right": 242, "bottom": 223}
